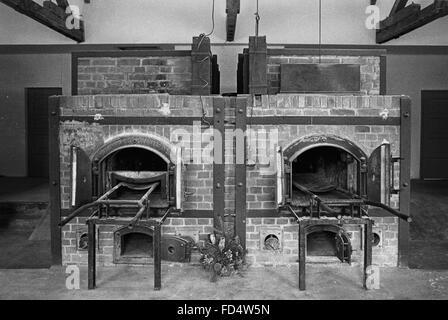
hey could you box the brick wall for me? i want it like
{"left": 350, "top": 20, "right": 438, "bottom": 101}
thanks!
{"left": 76, "top": 56, "right": 192, "bottom": 95}
{"left": 246, "top": 216, "right": 398, "bottom": 267}
{"left": 59, "top": 94, "right": 214, "bottom": 266}
{"left": 267, "top": 55, "right": 381, "bottom": 95}
{"left": 246, "top": 94, "right": 402, "bottom": 211}
{"left": 58, "top": 93, "right": 404, "bottom": 267}
{"left": 59, "top": 94, "right": 214, "bottom": 209}
{"left": 245, "top": 94, "right": 404, "bottom": 267}
{"left": 62, "top": 217, "right": 213, "bottom": 266}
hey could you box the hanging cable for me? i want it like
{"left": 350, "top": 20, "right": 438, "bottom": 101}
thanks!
{"left": 200, "top": 0, "right": 215, "bottom": 40}
{"left": 255, "top": 0, "right": 260, "bottom": 36}
{"left": 197, "top": 0, "right": 215, "bottom": 50}
{"left": 200, "top": 96, "right": 211, "bottom": 129}
{"left": 318, "top": 0, "right": 322, "bottom": 63}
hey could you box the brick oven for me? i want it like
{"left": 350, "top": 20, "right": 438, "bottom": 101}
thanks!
{"left": 48, "top": 36, "right": 411, "bottom": 291}
{"left": 234, "top": 37, "right": 412, "bottom": 290}
{"left": 53, "top": 93, "right": 224, "bottom": 266}
{"left": 243, "top": 95, "right": 409, "bottom": 267}
{"left": 50, "top": 42, "right": 221, "bottom": 275}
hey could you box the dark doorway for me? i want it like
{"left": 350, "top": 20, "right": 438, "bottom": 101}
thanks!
{"left": 421, "top": 91, "right": 448, "bottom": 179}
{"left": 26, "top": 88, "right": 62, "bottom": 178}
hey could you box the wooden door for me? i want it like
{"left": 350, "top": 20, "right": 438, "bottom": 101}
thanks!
{"left": 26, "top": 88, "right": 62, "bottom": 178}
{"left": 421, "top": 91, "right": 448, "bottom": 179}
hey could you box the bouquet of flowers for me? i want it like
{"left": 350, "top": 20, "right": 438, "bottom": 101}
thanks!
{"left": 199, "top": 233, "right": 247, "bottom": 282}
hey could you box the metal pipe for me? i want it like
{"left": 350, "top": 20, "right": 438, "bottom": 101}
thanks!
{"left": 160, "top": 207, "right": 173, "bottom": 224}
{"left": 137, "top": 182, "right": 160, "bottom": 207}
{"left": 97, "top": 182, "right": 123, "bottom": 201}
{"left": 61, "top": 180, "right": 164, "bottom": 228}
{"left": 292, "top": 181, "right": 338, "bottom": 215}
{"left": 128, "top": 206, "right": 147, "bottom": 228}
{"left": 96, "top": 200, "right": 142, "bottom": 206}
{"left": 364, "top": 200, "right": 412, "bottom": 222}
{"left": 285, "top": 205, "right": 300, "bottom": 221}
{"left": 59, "top": 202, "right": 99, "bottom": 227}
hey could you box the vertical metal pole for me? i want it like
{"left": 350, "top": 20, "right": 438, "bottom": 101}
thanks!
{"left": 87, "top": 220, "right": 96, "bottom": 290}
{"left": 363, "top": 219, "right": 373, "bottom": 289}
{"left": 153, "top": 223, "right": 162, "bottom": 291}
{"left": 235, "top": 97, "right": 247, "bottom": 249}
{"left": 49, "top": 96, "right": 62, "bottom": 265}
{"left": 399, "top": 96, "right": 411, "bottom": 267}
{"left": 213, "top": 97, "right": 226, "bottom": 231}
{"left": 299, "top": 223, "right": 306, "bottom": 291}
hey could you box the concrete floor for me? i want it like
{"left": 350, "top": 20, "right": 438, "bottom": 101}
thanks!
{"left": 410, "top": 180, "right": 448, "bottom": 241}
{"left": 0, "top": 178, "right": 48, "bottom": 202}
{"left": 0, "top": 178, "right": 447, "bottom": 299}
{"left": 0, "top": 264, "right": 447, "bottom": 300}
{"left": 0, "top": 178, "right": 51, "bottom": 268}
{"left": 0, "top": 202, "right": 50, "bottom": 268}
{"left": 409, "top": 180, "right": 448, "bottom": 270}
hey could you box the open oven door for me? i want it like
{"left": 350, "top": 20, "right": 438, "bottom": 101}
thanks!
{"left": 71, "top": 146, "right": 92, "bottom": 208}
{"left": 335, "top": 230, "right": 352, "bottom": 264}
{"left": 175, "top": 146, "right": 184, "bottom": 212}
{"left": 276, "top": 146, "right": 285, "bottom": 208}
{"left": 367, "top": 142, "right": 391, "bottom": 206}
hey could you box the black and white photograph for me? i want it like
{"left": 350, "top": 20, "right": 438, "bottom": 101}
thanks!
{"left": 0, "top": 0, "right": 447, "bottom": 306}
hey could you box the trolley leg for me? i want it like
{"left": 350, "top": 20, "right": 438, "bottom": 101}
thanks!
{"left": 299, "top": 223, "right": 306, "bottom": 291}
{"left": 153, "top": 223, "right": 162, "bottom": 291}
{"left": 88, "top": 220, "right": 96, "bottom": 290}
{"left": 363, "top": 220, "right": 373, "bottom": 289}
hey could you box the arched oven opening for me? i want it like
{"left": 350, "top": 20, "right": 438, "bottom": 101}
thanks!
{"left": 279, "top": 135, "right": 410, "bottom": 222}
{"left": 93, "top": 146, "right": 174, "bottom": 216}
{"left": 290, "top": 146, "right": 361, "bottom": 215}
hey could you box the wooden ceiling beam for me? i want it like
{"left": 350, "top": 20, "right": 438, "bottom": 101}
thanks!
{"left": 55, "top": 0, "right": 70, "bottom": 9}
{"left": 376, "top": 0, "right": 448, "bottom": 43}
{"left": 380, "top": 3, "right": 421, "bottom": 29}
{"left": 226, "top": 0, "right": 240, "bottom": 42}
{"left": 0, "top": 0, "right": 85, "bottom": 42}
{"left": 389, "top": 0, "right": 409, "bottom": 15}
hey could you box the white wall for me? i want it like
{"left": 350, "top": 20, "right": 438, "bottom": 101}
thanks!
{"left": 0, "top": 0, "right": 447, "bottom": 177}
{"left": 0, "top": 0, "right": 447, "bottom": 45}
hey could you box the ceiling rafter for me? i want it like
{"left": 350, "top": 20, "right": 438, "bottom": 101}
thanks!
{"left": 376, "top": 0, "right": 448, "bottom": 43}
{"left": 0, "top": 0, "right": 85, "bottom": 42}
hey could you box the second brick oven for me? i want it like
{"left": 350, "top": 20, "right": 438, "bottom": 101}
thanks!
{"left": 235, "top": 38, "right": 411, "bottom": 272}
{"left": 243, "top": 94, "right": 410, "bottom": 268}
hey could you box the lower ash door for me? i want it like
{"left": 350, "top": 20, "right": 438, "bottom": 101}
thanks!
{"left": 114, "top": 225, "right": 154, "bottom": 264}
{"left": 161, "top": 236, "right": 194, "bottom": 263}
{"left": 114, "top": 228, "right": 194, "bottom": 264}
